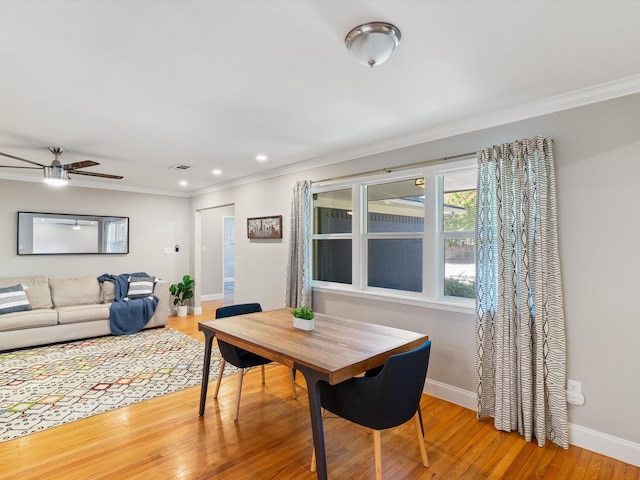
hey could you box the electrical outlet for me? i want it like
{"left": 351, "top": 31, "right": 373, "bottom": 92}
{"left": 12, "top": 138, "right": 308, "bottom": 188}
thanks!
{"left": 566, "top": 390, "right": 585, "bottom": 406}
{"left": 567, "top": 380, "right": 582, "bottom": 393}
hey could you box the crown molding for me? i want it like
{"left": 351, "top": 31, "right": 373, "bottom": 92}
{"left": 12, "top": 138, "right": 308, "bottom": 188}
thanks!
{"left": 5, "top": 74, "right": 640, "bottom": 198}
{"left": 190, "top": 74, "right": 640, "bottom": 197}
{"left": 0, "top": 172, "right": 190, "bottom": 197}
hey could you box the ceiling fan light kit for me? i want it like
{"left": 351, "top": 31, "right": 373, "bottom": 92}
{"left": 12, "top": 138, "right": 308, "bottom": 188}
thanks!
{"left": 0, "top": 146, "right": 122, "bottom": 186}
{"left": 345, "top": 21, "right": 401, "bottom": 68}
{"left": 43, "top": 166, "right": 70, "bottom": 186}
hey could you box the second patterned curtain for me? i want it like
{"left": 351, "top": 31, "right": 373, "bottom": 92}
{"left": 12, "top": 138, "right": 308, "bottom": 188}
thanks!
{"left": 285, "top": 180, "right": 312, "bottom": 309}
{"left": 475, "top": 136, "right": 568, "bottom": 448}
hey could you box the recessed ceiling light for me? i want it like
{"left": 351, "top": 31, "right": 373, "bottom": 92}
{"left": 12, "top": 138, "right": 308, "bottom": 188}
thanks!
{"left": 212, "top": 169, "right": 222, "bottom": 175}
{"left": 256, "top": 154, "right": 268, "bottom": 162}
{"left": 179, "top": 180, "right": 188, "bottom": 186}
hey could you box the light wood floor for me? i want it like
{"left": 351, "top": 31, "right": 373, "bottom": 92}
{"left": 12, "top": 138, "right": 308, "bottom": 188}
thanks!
{"left": 1, "top": 302, "right": 637, "bottom": 479}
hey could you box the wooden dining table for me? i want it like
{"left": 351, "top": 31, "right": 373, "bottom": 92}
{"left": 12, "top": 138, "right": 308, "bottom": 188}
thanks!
{"left": 198, "top": 308, "right": 429, "bottom": 480}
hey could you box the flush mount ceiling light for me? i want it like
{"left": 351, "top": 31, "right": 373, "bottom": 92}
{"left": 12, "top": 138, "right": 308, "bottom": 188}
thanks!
{"left": 345, "top": 22, "right": 401, "bottom": 68}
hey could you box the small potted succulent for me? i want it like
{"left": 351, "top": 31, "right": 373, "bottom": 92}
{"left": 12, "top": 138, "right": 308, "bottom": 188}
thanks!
{"left": 169, "top": 274, "right": 195, "bottom": 317}
{"left": 291, "top": 305, "right": 314, "bottom": 331}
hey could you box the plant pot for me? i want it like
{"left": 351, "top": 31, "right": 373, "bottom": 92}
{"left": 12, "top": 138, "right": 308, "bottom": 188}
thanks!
{"left": 293, "top": 316, "right": 314, "bottom": 331}
{"left": 176, "top": 305, "right": 188, "bottom": 317}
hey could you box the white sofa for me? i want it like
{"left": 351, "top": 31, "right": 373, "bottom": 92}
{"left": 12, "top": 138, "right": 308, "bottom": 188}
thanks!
{"left": 0, "top": 275, "right": 169, "bottom": 351}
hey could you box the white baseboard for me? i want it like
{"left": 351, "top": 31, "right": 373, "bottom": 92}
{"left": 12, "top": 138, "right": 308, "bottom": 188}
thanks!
{"left": 201, "top": 293, "right": 223, "bottom": 301}
{"left": 569, "top": 423, "right": 640, "bottom": 467}
{"left": 423, "top": 380, "right": 640, "bottom": 467}
{"left": 424, "top": 379, "right": 477, "bottom": 411}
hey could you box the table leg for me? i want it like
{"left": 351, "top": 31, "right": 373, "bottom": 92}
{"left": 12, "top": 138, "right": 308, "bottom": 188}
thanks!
{"left": 295, "top": 363, "right": 329, "bottom": 480}
{"left": 198, "top": 329, "right": 215, "bottom": 416}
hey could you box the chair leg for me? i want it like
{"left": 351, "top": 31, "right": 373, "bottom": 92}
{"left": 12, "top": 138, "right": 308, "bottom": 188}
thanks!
{"left": 234, "top": 368, "right": 246, "bottom": 421}
{"left": 289, "top": 368, "right": 297, "bottom": 399}
{"left": 213, "top": 358, "right": 226, "bottom": 399}
{"left": 310, "top": 447, "right": 316, "bottom": 472}
{"left": 373, "top": 429, "right": 382, "bottom": 480}
{"left": 261, "top": 364, "right": 266, "bottom": 384}
{"left": 413, "top": 411, "right": 429, "bottom": 467}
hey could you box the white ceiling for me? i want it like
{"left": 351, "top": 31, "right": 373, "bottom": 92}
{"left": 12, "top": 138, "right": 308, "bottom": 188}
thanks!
{"left": 1, "top": 1, "right": 639, "bottom": 196}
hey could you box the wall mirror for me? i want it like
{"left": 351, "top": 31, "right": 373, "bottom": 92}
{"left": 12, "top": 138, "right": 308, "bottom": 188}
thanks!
{"left": 17, "top": 211, "right": 129, "bottom": 255}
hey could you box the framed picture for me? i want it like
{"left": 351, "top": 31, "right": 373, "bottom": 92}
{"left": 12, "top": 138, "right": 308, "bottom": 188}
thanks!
{"left": 247, "top": 215, "right": 283, "bottom": 239}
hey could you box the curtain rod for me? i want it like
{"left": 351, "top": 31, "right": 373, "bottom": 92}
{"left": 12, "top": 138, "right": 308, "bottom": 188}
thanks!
{"left": 312, "top": 151, "right": 476, "bottom": 184}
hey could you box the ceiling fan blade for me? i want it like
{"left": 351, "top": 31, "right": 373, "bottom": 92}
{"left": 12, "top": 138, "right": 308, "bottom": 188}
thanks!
{"left": 62, "top": 160, "right": 99, "bottom": 170}
{"left": 0, "top": 151, "right": 45, "bottom": 168}
{"left": 0, "top": 165, "right": 41, "bottom": 170}
{"left": 67, "top": 169, "right": 123, "bottom": 180}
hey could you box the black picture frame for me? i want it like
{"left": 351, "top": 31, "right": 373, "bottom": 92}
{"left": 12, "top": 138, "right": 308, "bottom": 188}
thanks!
{"left": 17, "top": 211, "right": 129, "bottom": 255}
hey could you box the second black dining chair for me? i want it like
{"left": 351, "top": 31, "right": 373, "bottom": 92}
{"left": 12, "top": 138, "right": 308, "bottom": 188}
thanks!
{"left": 311, "top": 339, "right": 432, "bottom": 479}
{"left": 213, "top": 303, "right": 297, "bottom": 421}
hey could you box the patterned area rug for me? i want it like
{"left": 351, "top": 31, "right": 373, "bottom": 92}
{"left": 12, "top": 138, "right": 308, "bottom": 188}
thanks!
{"left": 0, "top": 327, "right": 233, "bottom": 443}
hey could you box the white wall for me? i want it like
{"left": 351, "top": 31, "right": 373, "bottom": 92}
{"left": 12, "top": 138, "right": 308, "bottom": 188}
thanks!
{"left": 190, "top": 93, "right": 640, "bottom": 465}
{"left": 192, "top": 178, "right": 293, "bottom": 311}
{"left": 0, "top": 180, "right": 191, "bottom": 285}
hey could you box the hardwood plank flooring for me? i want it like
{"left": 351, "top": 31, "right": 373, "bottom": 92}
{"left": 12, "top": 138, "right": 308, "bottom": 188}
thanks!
{"left": 1, "top": 301, "right": 637, "bottom": 479}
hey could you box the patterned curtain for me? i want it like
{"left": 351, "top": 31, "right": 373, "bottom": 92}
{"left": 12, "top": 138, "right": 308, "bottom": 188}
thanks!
{"left": 285, "top": 180, "right": 312, "bottom": 308}
{"left": 475, "top": 136, "right": 568, "bottom": 448}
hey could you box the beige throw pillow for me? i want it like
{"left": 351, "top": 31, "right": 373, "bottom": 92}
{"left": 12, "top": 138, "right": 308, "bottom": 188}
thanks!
{"left": 0, "top": 276, "right": 52, "bottom": 309}
{"left": 101, "top": 281, "right": 115, "bottom": 303}
{"left": 49, "top": 276, "right": 101, "bottom": 307}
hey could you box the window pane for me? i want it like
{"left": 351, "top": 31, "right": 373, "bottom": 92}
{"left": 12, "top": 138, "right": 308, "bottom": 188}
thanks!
{"left": 313, "top": 239, "right": 352, "bottom": 284}
{"left": 368, "top": 239, "right": 422, "bottom": 292}
{"left": 444, "top": 238, "right": 475, "bottom": 298}
{"left": 443, "top": 170, "right": 476, "bottom": 232}
{"left": 367, "top": 179, "right": 425, "bottom": 233}
{"left": 314, "top": 189, "right": 352, "bottom": 234}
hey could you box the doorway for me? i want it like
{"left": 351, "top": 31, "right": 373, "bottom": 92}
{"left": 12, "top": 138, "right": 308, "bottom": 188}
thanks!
{"left": 199, "top": 204, "right": 235, "bottom": 305}
{"left": 222, "top": 216, "right": 235, "bottom": 304}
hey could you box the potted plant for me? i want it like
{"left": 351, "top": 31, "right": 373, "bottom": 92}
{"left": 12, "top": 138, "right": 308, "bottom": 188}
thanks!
{"left": 169, "top": 274, "right": 195, "bottom": 317}
{"left": 291, "top": 305, "right": 314, "bottom": 331}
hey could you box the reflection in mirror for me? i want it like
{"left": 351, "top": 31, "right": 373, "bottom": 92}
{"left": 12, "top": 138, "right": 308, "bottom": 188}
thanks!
{"left": 17, "top": 212, "right": 129, "bottom": 255}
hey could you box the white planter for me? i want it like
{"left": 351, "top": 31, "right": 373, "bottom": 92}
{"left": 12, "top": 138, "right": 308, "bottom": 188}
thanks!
{"left": 293, "top": 316, "right": 314, "bottom": 331}
{"left": 176, "top": 305, "right": 188, "bottom": 317}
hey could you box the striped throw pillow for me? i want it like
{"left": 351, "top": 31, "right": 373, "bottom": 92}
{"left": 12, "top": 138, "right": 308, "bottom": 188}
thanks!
{"left": 127, "top": 276, "right": 158, "bottom": 299}
{"left": 0, "top": 284, "right": 32, "bottom": 315}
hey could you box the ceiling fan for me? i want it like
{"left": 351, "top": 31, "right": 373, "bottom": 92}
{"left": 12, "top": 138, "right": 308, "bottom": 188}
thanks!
{"left": 0, "top": 146, "right": 123, "bottom": 186}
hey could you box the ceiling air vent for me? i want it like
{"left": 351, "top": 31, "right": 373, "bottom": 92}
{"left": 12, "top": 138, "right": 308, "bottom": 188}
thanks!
{"left": 170, "top": 164, "right": 192, "bottom": 170}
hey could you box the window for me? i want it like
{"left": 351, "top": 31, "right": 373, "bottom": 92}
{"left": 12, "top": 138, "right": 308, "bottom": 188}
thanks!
{"left": 312, "top": 158, "right": 476, "bottom": 306}
{"left": 441, "top": 169, "right": 476, "bottom": 299}
{"left": 366, "top": 179, "right": 425, "bottom": 292}
{"left": 312, "top": 189, "right": 352, "bottom": 284}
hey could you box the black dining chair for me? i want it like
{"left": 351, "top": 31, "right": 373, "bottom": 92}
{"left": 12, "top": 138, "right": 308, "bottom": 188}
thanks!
{"left": 311, "top": 340, "right": 431, "bottom": 479}
{"left": 212, "top": 303, "right": 297, "bottom": 421}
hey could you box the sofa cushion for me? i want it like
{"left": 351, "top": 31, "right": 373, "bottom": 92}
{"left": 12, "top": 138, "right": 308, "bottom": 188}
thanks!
{"left": 127, "top": 275, "right": 158, "bottom": 299}
{"left": 0, "top": 276, "right": 52, "bottom": 309}
{"left": 57, "top": 304, "right": 110, "bottom": 325}
{"left": 0, "top": 309, "right": 58, "bottom": 332}
{"left": 0, "top": 284, "right": 32, "bottom": 315}
{"left": 49, "top": 276, "right": 101, "bottom": 307}
{"left": 101, "top": 281, "right": 115, "bottom": 303}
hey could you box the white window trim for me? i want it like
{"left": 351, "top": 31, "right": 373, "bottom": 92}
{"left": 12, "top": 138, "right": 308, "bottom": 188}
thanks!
{"left": 311, "top": 157, "right": 476, "bottom": 313}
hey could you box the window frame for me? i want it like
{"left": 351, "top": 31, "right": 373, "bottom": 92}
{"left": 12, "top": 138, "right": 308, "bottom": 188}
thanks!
{"left": 311, "top": 157, "right": 476, "bottom": 312}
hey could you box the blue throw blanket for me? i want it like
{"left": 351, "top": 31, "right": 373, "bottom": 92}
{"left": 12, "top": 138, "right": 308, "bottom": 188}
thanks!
{"left": 98, "top": 272, "right": 159, "bottom": 335}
